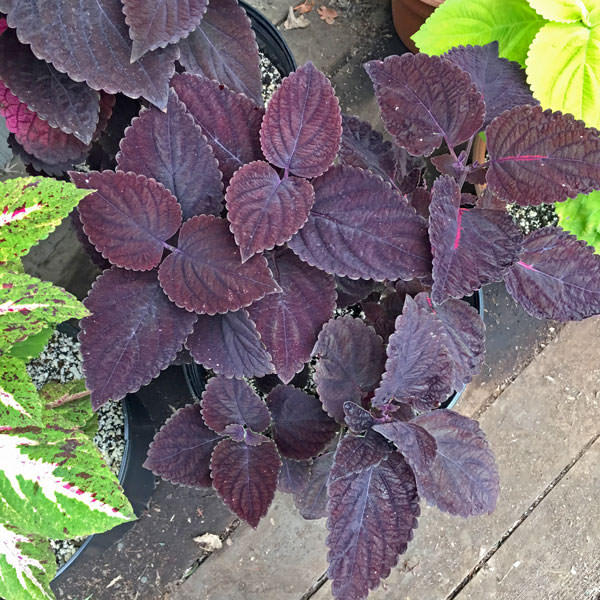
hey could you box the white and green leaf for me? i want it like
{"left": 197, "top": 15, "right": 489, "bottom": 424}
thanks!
{"left": 0, "top": 524, "right": 55, "bottom": 600}
{"left": 0, "top": 427, "right": 135, "bottom": 539}
{"left": 413, "top": 0, "right": 546, "bottom": 66}
{"left": 526, "top": 10, "right": 600, "bottom": 128}
{"left": 40, "top": 380, "right": 97, "bottom": 438}
{"left": 8, "top": 326, "right": 54, "bottom": 361}
{"left": 0, "top": 271, "right": 88, "bottom": 352}
{"left": 0, "top": 177, "right": 92, "bottom": 264}
{"left": 0, "top": 355, "right": 42, "bottom": 429}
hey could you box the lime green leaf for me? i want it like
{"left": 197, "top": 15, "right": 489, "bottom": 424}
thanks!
{"left": 0, "top": 271, "right": 89, "bottom": 351}
{"left": 40, "top": 380, "right": 96, "bottom": 435}
{"left": 526, "top": 17, "right": 600, "bottom": 128}
{"left": 0, "top": 426, "right": 135, "bottom": 539}
{"left": 556, "top": 191, "right": 600, "bottom": 252}
{"left": 0, "top": 177, "right": 92, "bottom": 263}
{"left": 8, "top": 326, "right": 54, "bottom": 361}
{"left": 528, "top": 0, "right": 592, "bottom": 24}
{"left": 413, "top": 0, "right": 545, "bottom": 66}
{"left": 0, "top": 355, "right": 42, "bottom": 429}
{"left": 0, "top": 525, "right": 55, "bottom": 600}
{"left": 2, "top": 257, "right": 24, "bottom": 274}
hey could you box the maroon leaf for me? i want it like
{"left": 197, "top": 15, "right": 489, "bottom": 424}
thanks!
{"left": 81, "top": 268, "right": 198, "bottom": 409}
{"left": 429, "top": 175, "right": 522, "bottom": 304}
{"left": 210, "top": 437, "right": 281, "bottom": 527}
{"left": 171, "top": 73, "right": 264, "bottom": 183}
{"left": 334, "top": 276, "right": 377, "bottom": 308}
{"left": 313, "top": 317, "right": 385, "bottom": 423}
{"left": 362, "top": 287, "right": 407, "bottom": 341}
{"left": 0, "top": 26, "right": 99, "bottom": 143}
{"left": 414, "top": 292, "right": 485, "bottom": 388}
{"left": 267, "top": 385, "right": 338, "bottom": 460}
{"left": 122, "top": 0, "right": 208, "bottom": 62}
{"left": 365, "top": 53, "right": 484, "bottom": 156}
{"left": 1, "top": 0, "right": 177, "bottom": 109}
{"left": 177, "top": 0, "right": 262, "bottom": 106}
{"left": 116, "top": 89, "right": 223, "bottom": 220}
{"left": 409, "top": 410, "right": 499, "bottom": 516}
{"left": 408, "top": 187, "right": 431, "bottom": 219}
{"left": 487, "top": 105, "right": 600, "bottom": 205}
{"left": 504, "top": 227, "right": 600, "bottom": 321}
{"left": 294, "top": 449, "right": 334, "bottom": 520}
{"left": 0, "top": 83, "right": 90, "bottom": 165}
{"left": 278, "top": 457, "right": 311, "bottom": 494}
{"left": 327, "top": 432, "right": 419, "bottom": 600}
{"left": 260, "top": 62, "right": 341, "bottom": 178}
{"left": 343, "top": 402, "right": 375, "bottom": 433}
{"left": 226, "top": 161, "right": 315, "bottom": 261}
{"left": 7, "top": 134, "right": 80, "bottom": 176}
{"left": 372, "top": 295, "right": 454, "bottom": 412}
{"left": 143, "top": 404, "right": 222, "bottom": 487}
{"left": 70, "top": 170, "right": 182, "bottom": 271}
{"left": 339, "top": 114, "right": 396, "bottom": 183}
{"left": 158, "top": 215, "right": 280, "bottom": 314}
{"left": 201, "top": 376, "right": 271, "bottom": 434}
{"left": 372, "top": 420, "right": 437, "bottom": 474}
{"left": 247, "top": 249, "right": 336, "bottom": 383}
{"left": 0, "top": 18, "right": 6, "bottom": 35}
{"left": 185, "top": 309, "right": 274, "bottom": 378}
{"left": 444, "top": 42, "right": 537, "bottom": 128}
{"left": 288, "top": 165, "right": 432, "bottom": 281}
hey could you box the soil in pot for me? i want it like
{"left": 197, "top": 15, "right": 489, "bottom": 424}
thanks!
{"left": 26, "top": 328, "right": 126, "bottom": 570}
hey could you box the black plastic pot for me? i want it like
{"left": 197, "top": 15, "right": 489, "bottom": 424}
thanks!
{"left": 51, "top": 326, "right": 155, "bottom": 586}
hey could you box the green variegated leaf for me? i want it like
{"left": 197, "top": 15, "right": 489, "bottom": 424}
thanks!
{"left": 0, "top": 426, "right": 135, "bottom": 539}
{"left": 0, "top": 354, "right": 42, "bottom": 429}
{"left": 556, "top": 191, "right": 600, "bottom": 252}
{"left": 0, "top": 271, "right": 89, "bottom": 351}
{"left": 413, "top": 0, "right": 545, "bottom": 66}
{"left": 0, "top": 177, "right": 92, "bottom": 263}
{"left": 40, "top": 380, "right": 96, "bottom": 437}
{"left": 8, "top": 326, "right": 54, "bottom": 361}
{"left": 0, "top": 524, "right": 55, "bottom": 600}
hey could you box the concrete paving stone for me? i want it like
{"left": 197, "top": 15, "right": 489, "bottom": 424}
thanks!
{"left": 456, "top": 439, "right": 600, "bottom": 600}
{"left": 311, "top": 317, "right": 600, "bottom": 600}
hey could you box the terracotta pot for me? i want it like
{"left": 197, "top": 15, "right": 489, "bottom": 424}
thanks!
{"left": 391, "top": 0, "right": 444, "bottom": 53}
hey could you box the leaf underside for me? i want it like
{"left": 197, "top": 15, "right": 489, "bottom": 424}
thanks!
{"left": 294, "top": 449, "right": 334, "bottom": 520}
{"left": 278, "top": 457, "right": 310, "bottom": 495}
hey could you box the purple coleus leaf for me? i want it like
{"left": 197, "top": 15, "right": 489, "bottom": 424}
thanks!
{"left": 486, "top": 105, "right": 600, "bottom": 206}
{"left": 0, "top": 0, "right": 177, "bottom": 109}
{"left": 143, "top": 404, "right": 222, "bottom": 487}
{"left": 362, "top": 286, "right": 407, "bottom": 341}
{"left": 327, "top": 431, "right": 420, "bottom": 600}
{"left": 116, "top": 89, "right": 223, "bottom": 220}
{"left": 0, "top": 83, "right": 90, "bottom": 166}
{"left": 247, "top": 249, "right": 336, "bottom": 383}
{"left": 444, "top": 42, "right": 538, "bottom": 128}
{"left": 70, "top": 170, "right": 182, "bottom": 271}
{"left": 294, "top": 449, "right": 334, "bottom": 520}
{"left": 313, "top": 317, "right": 385, "bottom": 423}
{"left": 365, "top": 53, "right": 484, "bottom": 156}
{"left": 504, "top": 227, "right": 600, "bottom": 321}
{"left": 81, "top": 268, "right": 198, "bottom": 409}
{"left": 0, "top": 26, "right": 100, "bottom": 143}
{"left": 121, "top": 0, "right": 209, "bottom": 62}
{"left": 372, "top": 295, "right": 454, "bottom": 412}
{"left": 7, "top": 134, "right": 82, "bottom": 176}
{"left": 201, "top": 376, "right": 271, "bottom": 434}
{"left": 267, "top": 385, "right": 338, "bottom": 460}
{"left": 429, "top": 175, "right": 522, "bottom": 304}
{"left": 343, "top": 402, "right": 375, "bottom": 434}
{"left": 339, "top": 114, "right": 396, "bottom": 183}
{"left": 185, "top": 309, "right": 274, "bottom": 378}
{"left": 334, "top": 276, "right": 377, "bottom": 309}
{"left": 260, "top": 62, "right": 342, "bottom": 178}
{"left": 403, "top": 410, "right": 499, "bottom": 517}
{"left": 288, "top": 165, "right": 432, "bottom": 281}
{"left": 210, "top": 436, "right": 281, "bottom": 527}
{"left": 414, "top": 292, "right": 485, "bottom": 389}
{"left": 158, "top": 215, "right": 280, "bottom": 314}
{"left": 278, "top": 457, "right": 310, "bottom": 495}
{"left": 177, "top": 0, "right": 262, "bottom": 106}
{"left": 226, "top": 161, "right": 315, "bottom": 261}
{"left": 171, "top": 73, "right": 263, "bottom": 183}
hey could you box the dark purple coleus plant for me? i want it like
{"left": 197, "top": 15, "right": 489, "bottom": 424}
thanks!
{"left": 70, "top": 41, "right": 600, "bottom": 600}
{"left": 0, "top": 0, "right": 264, "bottom": 173}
